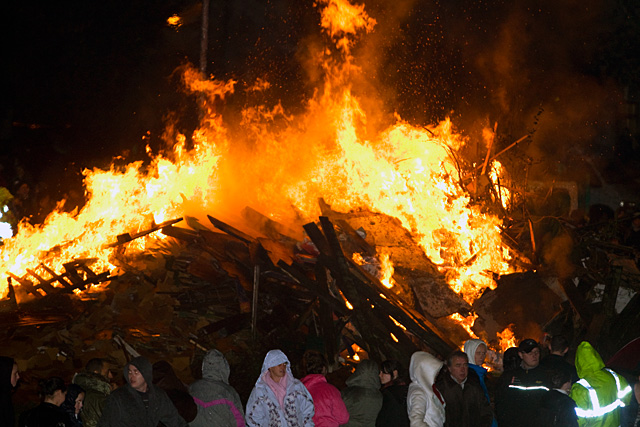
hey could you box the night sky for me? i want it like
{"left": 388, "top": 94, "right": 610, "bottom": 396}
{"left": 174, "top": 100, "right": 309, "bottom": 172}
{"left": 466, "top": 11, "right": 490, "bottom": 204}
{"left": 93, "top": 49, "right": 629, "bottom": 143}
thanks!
{"left": 5, "top": 0, "right": 640, "bottom": 203}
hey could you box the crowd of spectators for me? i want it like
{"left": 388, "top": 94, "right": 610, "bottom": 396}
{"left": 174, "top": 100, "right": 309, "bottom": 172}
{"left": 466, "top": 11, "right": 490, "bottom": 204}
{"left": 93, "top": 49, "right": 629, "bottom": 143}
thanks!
{"left": 2, "top": 334, "right": 639, "bottom": 427}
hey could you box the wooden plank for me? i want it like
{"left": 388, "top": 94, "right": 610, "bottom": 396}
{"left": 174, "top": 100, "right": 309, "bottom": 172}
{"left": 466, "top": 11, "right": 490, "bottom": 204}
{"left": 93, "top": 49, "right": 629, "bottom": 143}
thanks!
{"left": 161, "top": 225, "right": 200, "bottom": 243}
{"left": 39, "top": 264, "right": 74, "bottom": 289}
{"left": 277, "top": 261, "right": 349, "bottom": 316}
{"left": 8, "top": 273, "right": 41, "bottom": 297}
{"left": 241, "top": 206, "right": 301, "bottom": 241}
{"left": 207, "top": 215, "right": 254, "bottom": 244}
{"left": 313, "top": 216, "right": 455, "bottom": 358}
{"left": 25, "top": 269, "right": 57, "bottom": 294}
{"left": 314, "top": 265, "right": 338, "bottom": 362}
{"left": 302, "top": 222, "right": 332, "bottom": 256}
{"left": 104, "top": 217, "right": 183, "bottom": 247}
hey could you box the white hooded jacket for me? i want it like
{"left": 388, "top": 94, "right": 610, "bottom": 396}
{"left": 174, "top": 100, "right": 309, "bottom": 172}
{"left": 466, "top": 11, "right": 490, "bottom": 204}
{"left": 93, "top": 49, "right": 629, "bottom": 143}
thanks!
{"left": 245, "top": 349, "right": 314, "bottom": 427}
{"left": 407, "top": 351, "right": 445, "bottom": 427}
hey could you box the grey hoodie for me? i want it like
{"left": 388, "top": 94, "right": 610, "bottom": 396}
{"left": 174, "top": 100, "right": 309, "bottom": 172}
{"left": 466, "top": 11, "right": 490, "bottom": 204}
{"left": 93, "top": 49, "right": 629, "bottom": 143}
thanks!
{"left": 189, "top": 349, "right": 246, "bottom": 427}
{"left": 97, "top": 356, "right": 187, "bottom": 427}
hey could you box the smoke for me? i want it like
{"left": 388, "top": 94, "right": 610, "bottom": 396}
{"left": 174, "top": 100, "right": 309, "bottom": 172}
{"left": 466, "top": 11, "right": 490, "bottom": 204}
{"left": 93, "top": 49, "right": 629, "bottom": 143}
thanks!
{"left": 317, "top": 0, "right": 628, "bottom": 184}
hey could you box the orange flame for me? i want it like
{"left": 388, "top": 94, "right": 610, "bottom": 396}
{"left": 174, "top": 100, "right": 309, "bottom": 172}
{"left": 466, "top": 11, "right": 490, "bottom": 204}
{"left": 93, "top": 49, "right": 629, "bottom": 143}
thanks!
{"left": 449, "top": 312, "right": 479, "bottom": 339}
{"left": 0, "top": 0, "right": 517, "bottom": 312}
{"left": 166, "top": 14, "right": 182, "bottom": 29}
{"left": 497, "top": 324, "right": 517, "bottom": 353}
{"left": 379, "top": 252, "right": 395, "bottom": 289}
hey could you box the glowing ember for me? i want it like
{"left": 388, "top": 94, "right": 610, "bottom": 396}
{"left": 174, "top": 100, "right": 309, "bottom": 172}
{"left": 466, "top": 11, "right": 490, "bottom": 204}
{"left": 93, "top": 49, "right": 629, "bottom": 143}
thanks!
{"left": 166, "top": 14, "right": 183, "bottom": 29}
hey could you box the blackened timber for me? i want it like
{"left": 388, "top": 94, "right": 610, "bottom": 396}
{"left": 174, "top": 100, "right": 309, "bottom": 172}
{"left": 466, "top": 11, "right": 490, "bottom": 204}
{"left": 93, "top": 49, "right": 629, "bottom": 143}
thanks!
{"left": 345, "top": 260, "right": 456, "bottom": 358}
{"left": 161, "top": 225, "right": 200, "bottom": 243}
{"left": 311, "top": 216, "right": 455, "bottom": 358}
{"left": 8, "top": 273, "right": 41, "bottom": 297}
{"left": 25, "top": 269, "right": 57, "bottom": 294}
{"left": 314, "top": 265, "right": 338, "bottom": 362}
{"left": 317, "top": 199, "right": 376, "bottom": 257}
{"left": 207, "top": 215, "right": 254, "bottom": 244}
{"left": 39, "top": 264, "right": 74, "bottom": 290}
{"left": 318, "top": 217, "right": 346, "bottom": 258}
{"left": 105, "top": 217, "right": 184, "bottom": 247}
{"left": 277, "top": 261, "right": 348, "bottom": 316}
{"left": 241, "top": 206, "right": 301, "bottom": 241}
{"left": 313, "top": 218, "right": 423, "bottom": 360}
{"left": 302, "top": 222, "right": 332, "bottom": 256}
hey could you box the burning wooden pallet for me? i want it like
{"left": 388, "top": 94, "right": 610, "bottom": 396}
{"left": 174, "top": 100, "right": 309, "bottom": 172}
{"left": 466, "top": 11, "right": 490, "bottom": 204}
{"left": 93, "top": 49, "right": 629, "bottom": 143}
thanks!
{"left": 7, "top": 259, "right": 112, "bottom": 298}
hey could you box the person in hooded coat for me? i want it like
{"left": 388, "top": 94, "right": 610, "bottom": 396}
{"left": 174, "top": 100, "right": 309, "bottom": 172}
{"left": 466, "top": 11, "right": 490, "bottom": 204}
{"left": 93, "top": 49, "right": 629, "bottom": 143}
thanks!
{"left": 463, "top": 339, "right": 496, "bottom": 427}
{"left": 189, "top": 349, "right": 245, "bottom": 427}
{"left": 96, "top": 356, "right": 187, "bottom": 427}
{"left": 570, "top": 341, "right": 632, "bottom": 427}
{"left": 1, "top": 356, "right": 20, "bottom": 426}
{"left": 72, "top": 358, "right": 111, "bottom": 427}
{"left": 407, "top": 351, "right": 445, "bottom": 427}
{"left": 300, "top": 350, "right": 349, "bottom": 427}
{"left": 340, "top": 359, "right": 383, "bottom": 426}
{"left": 245, "top": 349, "right": 314, "bottom": 427}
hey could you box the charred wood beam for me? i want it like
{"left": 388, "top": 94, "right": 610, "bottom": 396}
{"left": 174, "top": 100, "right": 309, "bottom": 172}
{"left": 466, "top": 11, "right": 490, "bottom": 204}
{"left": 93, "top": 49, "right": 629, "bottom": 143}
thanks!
{"left": 302, "top": 222, "right": 332, "bottom": 256}
{"left": 343, "top": 259, "right": 457, "bottom": 358}
{"left": 161, "top": 225, "right": 200, "bottom": 243}
{"left": 207, "top": 215, "right": 254, "bottom": 244}
{"left": 105, "top": 218, "right": 183, "bottom": 247}
{"left": 39, "top": 263, "right": 75, "bottom": 290}
{"left": 314, "top": 265, "right": 338, "bottom": 362}
{"left": 306, "top": 217, "right": 454, "bottom": 359}
{"left": 277, "top": 261, "right": 348, "bottom": 316}
{"left": 25, "top": 269, "right": 58, "bottom": 294}
{"left": 241, "top": 206, "right": 300, "bottom": 241}
{"left": 8, "top": 273, "right": 40, "bottom": 297}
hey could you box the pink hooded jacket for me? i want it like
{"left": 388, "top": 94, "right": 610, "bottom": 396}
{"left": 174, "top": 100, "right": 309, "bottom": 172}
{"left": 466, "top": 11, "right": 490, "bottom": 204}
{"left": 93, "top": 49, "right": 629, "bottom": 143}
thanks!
{"left": 301, "top": 374, "right": 349, "bottom": 427}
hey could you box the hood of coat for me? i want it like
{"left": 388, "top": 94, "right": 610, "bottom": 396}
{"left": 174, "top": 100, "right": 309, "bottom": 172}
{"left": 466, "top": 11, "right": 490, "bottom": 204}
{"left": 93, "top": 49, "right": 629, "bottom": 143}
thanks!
{"left": 202, "top": 349, "right": 231, "bottom": 383}
{"left": 258, "top": 349, "right": 294, "bottom": 384}
{"left": 463, "top": 339, "right": 486, "bottom": 366}
{"left": 125, "top": 356, "right": 153, "bottom": 388}
{"left": 301, "top": 373, "right": 326, "bottom": 389}
{"left": 409, "top": 351, "right": 443, "bottom": 388}
{"left": 345, "top": 359, "right": 380, "bottom": 389}
{"left": 73, "top": 371, "right": 111, "bottom": 395}
{"left": 575, "top": 341, "right": 605, "bottom": 378}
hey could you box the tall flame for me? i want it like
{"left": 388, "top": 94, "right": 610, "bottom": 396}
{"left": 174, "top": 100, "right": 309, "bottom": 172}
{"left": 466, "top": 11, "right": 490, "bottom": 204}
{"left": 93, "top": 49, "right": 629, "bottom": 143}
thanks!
{"left": 1, "top": 0, "right": 516, "bottom": 325}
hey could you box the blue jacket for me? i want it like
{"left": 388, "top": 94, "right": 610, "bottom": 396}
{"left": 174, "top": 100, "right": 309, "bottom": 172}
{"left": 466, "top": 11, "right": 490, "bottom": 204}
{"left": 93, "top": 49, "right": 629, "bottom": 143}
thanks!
{"left": 245, "top": 350, "right": 314, "bottom": 426}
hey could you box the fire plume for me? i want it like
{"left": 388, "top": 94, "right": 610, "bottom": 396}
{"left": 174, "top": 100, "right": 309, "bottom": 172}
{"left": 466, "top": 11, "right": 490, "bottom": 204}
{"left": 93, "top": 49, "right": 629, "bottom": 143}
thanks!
{"left": 1, "top": 0, "right": 517, "bottom": 334}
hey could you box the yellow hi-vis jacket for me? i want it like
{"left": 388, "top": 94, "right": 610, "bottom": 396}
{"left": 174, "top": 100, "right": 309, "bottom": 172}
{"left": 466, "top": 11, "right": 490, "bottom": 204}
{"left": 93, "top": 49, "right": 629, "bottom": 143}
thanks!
{"left": 570, "top": 341, "right": 632, "bottom": 427}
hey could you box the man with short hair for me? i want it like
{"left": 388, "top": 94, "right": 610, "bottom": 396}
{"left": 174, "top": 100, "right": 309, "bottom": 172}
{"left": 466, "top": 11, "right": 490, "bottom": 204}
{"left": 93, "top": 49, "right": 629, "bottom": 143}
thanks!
{"left": 97, "top": 356, "right": 187, "bottom": 427}
{"left": 435, "top": 350, "right": 492, "bottom": 427}
{"left": 73, "top": 358, "right": 112, "bottom": 427}
{"left": 540, "top": 335, "right": 579, "bottom": 384}
{"left": 495, "top": 338, "right": 549, "bottom": 427}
